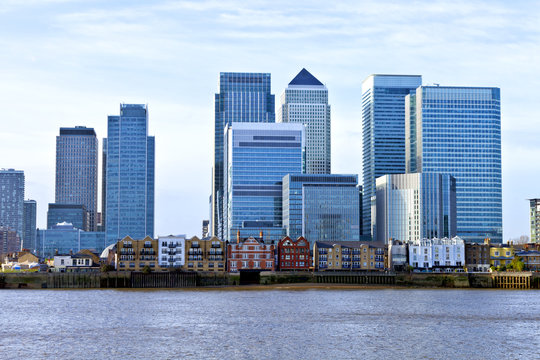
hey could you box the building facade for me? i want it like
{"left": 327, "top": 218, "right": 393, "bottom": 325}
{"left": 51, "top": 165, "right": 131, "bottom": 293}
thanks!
{"left": 47, "top": 203, "right": 89, "bottom": 231}
{"left": 313, "top": 241, "right": 387, "bottom": 271}
{"left": 374, "top": 173, "right": 456, "bottom": 243}
{"left": 530, "top": 199, "right": 540, "bottom": 243}
{"left": 406, "top": 86, "right": 502, "bottom": 243}
{"left": 158, "top": 235, "right": 186, "bottom": 269}
{"left": 515, "top": 250, "right": 540, "bottom": 271}
{"left": 227, "top": 236, "right": 275, "bottom": 273}
{"left": 37, "top": 222, "right": 106, "bottom": 259}
{"left": 184, "top": 236, "right": 226, "bottom": 272}
{"left": 105, "top": 104, "right": 155, "bottom": 244}
{"left": 277, "top": 236, "right": 311, "bottom": 271}
{"left": 465, "top": 242, "right": 491, "bottom": 272}
{"left": 408, "top": 237, "right": 465, "bottom": 271}
{"left": 278, "top": 68, "right": 331, "bottom": 174}
{"left": 282, "top": 174, "right": 359, "bottom": 245}
{"left": 0, "top": 226, "right": 20, "bottom": 257}
{"left": 212, "top": 72, "right": 275, "bottom": 238}
{"left": 22, "top": 200, "right": 37, "bottom": 252}
{"left": 116, "top": 235, "right": 158, "bottom": 271}
{"left": 490, "top": 245, "right": 514, "bottom": 267}
{"left": 388, "top": 240, "right": 408, "bottom": 271}
{"left": 223, "top": 122, "right": 304, "bottom": 244}
{"left": 55, "top": 126, "right": 98, "bottom": 230}
{"left": 0, "top": 169, "right": 25, "bottom": 239}
{"left": 361, "top": 75, "right": 422, "bottom": 237}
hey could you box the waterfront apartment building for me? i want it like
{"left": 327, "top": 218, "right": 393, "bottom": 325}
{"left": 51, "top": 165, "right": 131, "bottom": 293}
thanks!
{"left": 37, "top": 222, "right": 106, "bottom": 259}
{"left": 408, "top": 237, "right": 465, "bottom": 271}
{"left": 47, "top": 203, "right": 89, "bottom": 231}
{"left": 313, "top": 241, "right": 387, "bottom": 271}
{"left": 158, "top": 235, "right": 186, "bottom": 269}
{"left": 406, "top": 86, "right": 502, "bottom": 243}
{"left": 374, "top": 173, "right": 456, "bottom": 243}
{"left": 361, "top": 74, "right": 422, "bottom": 237}
{"left": 0, "top": 169, "right": 25, "bottom": 240}
{"left": 278, "top": 68, "right": 331, "bottom": 174}
{"left": 227, "top": 236, "right": 275, "bottom": 272}
{"left": 465, "top": 241, "right": 491, "bottom": 272}
{"left": 388, "top": 240, "right": 408, "bottom": 271}
{"left": 104, "top": 104, "right": 155, "bottom": 245}
{"left": 276, "top": 236, "right": 311, "bottom": 271}
{"left": 212, "top": 72, "right": 275, "bottom": 238}
{"left": 490, "top": 244, "right": 514, "bottom": 267}
{"left": 282, "top": 174, "right": 360, "bottom": 245}
{"left": 116, "top": 235, "right": 158, "bottom": 271}
{"left": 55, "top": 126, "right": 98, "bottom": 230}
{"left": 530, "top": 199, "right": 540, "bottom": 243}
{"left": 22, "top": 200, "right": 37, "bottom": 252}
{"left": 515, "top": 250, "right": 540, "bottom": 271}
{"left": 184, "top": 236, "right": 226, "bottom": 272}
{"left": 223, "top": 122, "right": 304, "bottom": 244}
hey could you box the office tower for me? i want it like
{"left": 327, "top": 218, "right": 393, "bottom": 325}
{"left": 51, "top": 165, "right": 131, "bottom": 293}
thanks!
{"left": 55, "top": 126, "right": 98, "bottom": 230}
{"left": 37, "top": 222, "right": 106, "bottom": 258}
{"left": 0, "top": 226, "right": 20, "bottom": 256}
{"left": 223, "top": 122, "right": 304, "bottom": 244}
{"left": 23, "top": 200, "right": 37, "bottom": 252}
{"left": 212, "top": 72, "right": 275, "bottom": 238}
{"left": 529, "top": 199, "right": 540, "bottom": 243}
{"left": 0, "top": 169, "right": 25, "bottom": 239}
{"left": 361, "top": 74, "right": 422, "bottom": 237}
{"left": 47, "top": 203, "right": 89, "bottom": 231}
{"left": 374, "top": 173, "right": 457, "bottom": 243}
{"left": 282, "top": 174, "right": 359, "bottom": 245}
{"left": 101, "top": 139, "right": 107, "bottom": 231}
{"left": 105, "top": 104, "right": 155, "bottom": 245}
{"left": 406, "top": 86, "right": 502, "bottom": 243}
{"left": 278, "top": 68, "right": 331, "bottom": 174}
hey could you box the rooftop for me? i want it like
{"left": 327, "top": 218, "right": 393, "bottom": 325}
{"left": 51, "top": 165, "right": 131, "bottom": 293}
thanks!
{"left": 289, "top": 68, "right": 323, "bottom": 86}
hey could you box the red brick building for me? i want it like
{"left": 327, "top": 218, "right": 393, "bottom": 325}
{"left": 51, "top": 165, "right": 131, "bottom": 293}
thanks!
{"left": 277, "top": 236, "right": 310, "bottom": 271}
{"left": 227, "top": 236, "right": 275, "bottom": 272}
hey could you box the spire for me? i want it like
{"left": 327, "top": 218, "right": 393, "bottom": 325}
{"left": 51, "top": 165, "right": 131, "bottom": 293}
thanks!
{"left": 288, "top": 68, "right": 323, "bottom": 86}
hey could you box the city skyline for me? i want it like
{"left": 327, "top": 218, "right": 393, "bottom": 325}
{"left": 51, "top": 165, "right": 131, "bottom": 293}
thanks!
{"left": 1, "top": 1, "right": 539, "bottom": 241}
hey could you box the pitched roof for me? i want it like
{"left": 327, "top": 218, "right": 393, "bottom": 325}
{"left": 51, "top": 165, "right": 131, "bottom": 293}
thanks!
{"left": 289, "top": 68, "right": 323, "bottom": 86}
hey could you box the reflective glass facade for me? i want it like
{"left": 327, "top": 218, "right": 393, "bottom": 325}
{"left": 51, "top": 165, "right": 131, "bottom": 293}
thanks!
{"left": 37, "top": 223, "right": 106, "bottom": 258}
{"left": 283, "top": 174, "right": 359, "bottom": 245}
{"left": 212, "top": 73, "right": 275, "bottom": 238}
{"left": 375, "top": 173, "right": 456, "bottom": 243}
{"left": 278, "top": 68, "right": 331, "bottom": 174}
{"left": 105, "top": 104, "right": 154, "bottom": 245}
{"left": 0, "top": 169, "right": 25, "bottom": 239}
{"left": 361, "top": 75, "right": 422, "bottom": 237}
{"left": 406, "top": 86, "right": 502, "bottom": 243}
{"left": 55, "top": 126, "right": 98, "bottom": 230}
{"left": 23, "top": 200, "right": 37, "bottom": 252}
{"left": 224, "top": 122, "right": 304, "bottom": 244}
{"left": 47, "top": 203, "right": 88, "bottom": 231}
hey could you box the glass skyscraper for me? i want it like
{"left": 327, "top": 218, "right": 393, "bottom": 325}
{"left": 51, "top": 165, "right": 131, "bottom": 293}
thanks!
{"left": 282, "top": 174, "right": 359, "bottom": 245}
{"left": 23, "top": 199, "right": 37, "bottom": 252}
{"left": 104, "top": 104, "right": 155, "bottom": 245}
{"left": 278, "top": 68, "right": 331, "bottom": 174}
{"left": 55, "top": 126, "right": 98, "bottom": 230}
{"left": 47, "top": 203, "right": 88, "bottom": 231}
{"left": 37, "top": 222, "right": 106, "bottom": 258}
{"left": 361, "top": 74, "right": 422, "bottom": 237}
{"left": 224, "top": 122, "right": 304, "bottom": 244}
{"left": 374, "top": 173, "right": 456, "bottom": 243}
{"left": 212, "top": 72, "right": 275, "bottom": 238}
{"left": 406, "top": 86, "right": 502, "bottom": 243}
{"left": 0, "top": 169, "right": 25, "bottom": 239}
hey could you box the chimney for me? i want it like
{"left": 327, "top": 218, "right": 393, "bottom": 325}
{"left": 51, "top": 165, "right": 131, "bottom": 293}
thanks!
{"left": 237, "top": 230, "right": 240, "bottom": 244}
{"left": 260, "top": 230, "right": 263, "bottom": 241}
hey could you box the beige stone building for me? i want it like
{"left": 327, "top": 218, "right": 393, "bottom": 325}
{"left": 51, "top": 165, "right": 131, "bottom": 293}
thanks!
{"left": 116, "top": 235, "right": 159, "bottom": 271}
{"left": 313, "top": 241, "right": 388, "bottom": 271}
{"left": 184, "top": 236, "right": 225, "bottom": 272}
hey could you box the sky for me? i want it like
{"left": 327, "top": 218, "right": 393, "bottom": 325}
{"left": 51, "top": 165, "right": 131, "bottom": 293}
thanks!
{"left": 1, "top": 0, "right": 539, "bottom": 241}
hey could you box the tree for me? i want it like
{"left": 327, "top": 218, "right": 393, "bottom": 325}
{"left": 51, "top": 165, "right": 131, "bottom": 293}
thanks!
{"left": 142, "top": 265, "right": 152, "bottom": 274}
{"left": 100, "top": 264, "right": 115, "bottom": 273}
{"left": 510, "top": 256, "right": 525, "bottom": 272}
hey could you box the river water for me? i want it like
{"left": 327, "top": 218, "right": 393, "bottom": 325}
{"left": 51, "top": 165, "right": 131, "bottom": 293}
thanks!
{"left": 0, "top": 288, "right": 539, "bottom": 359}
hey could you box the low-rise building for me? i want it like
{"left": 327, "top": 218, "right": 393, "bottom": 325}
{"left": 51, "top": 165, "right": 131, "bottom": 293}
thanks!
{"left": 53, "top": 252, "right": 98, "bottom": 272}
{"left": 515, "top": 250, "right": 540, "bottom": 271}
{"left": 388, "top": 240, "right": 408, "bottom": 271}
{"left": 227, "top": 236, "right": 275, "bottom": 272}
{"left": 116, "top": 236, "right": 159, "bottom": 271}
{"left": 490, "top": 245, "right": 514, "bottom": 267}
{"left": 277, "top": 236, "right": 310, "bottom": 271}
{"left": 313, "top": 241, "right": 387, "bottom": 271}
{"left": 184, "top": 236, "right": 226, "bottom": 272}
{"left": 409, "top": 237, "right": 465, "bottom": 272}
{"left": 465, "top": 241, "right": 491, "bottom": 272}
{"left": 158, "top": 235, "right": 186, "bottom": 269}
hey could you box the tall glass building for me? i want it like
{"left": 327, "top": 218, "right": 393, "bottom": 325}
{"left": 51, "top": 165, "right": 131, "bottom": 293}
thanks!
{"left": 104, "top": 104, "right": 155, "bottom": 245}
{"left": 55, "top": 126, "right": 98, "bottom": 230}
{"left": 37, "top": 222, "right": 106, "bottom": 258}
{"left": 47, "top": 203, "right": 88, "bottom": 231}
{"left": 374, "top": 173, "right": 456, "bottom": 243}
{"left": 282, "top": 174, "right": 359, "bottom": 245}
{"left": 278, "top": 68, "right": 331, "bottom": 174}
{"left": 0, "top": 169, "right": 25, "bottom": 239}
{"left": 406, "top": 86, "right": 502, "bottom": 243}
{"left": 212, "top": 72, "right": 275, "bottom": 238}
{"left": 361, "top": 75, "right": 422, "bottom": 237}
{"left": 23, "top": 200, "right": 37, "bottom": 252}
{"left": 224, "top": 122, "right": 304, "bottom": 244}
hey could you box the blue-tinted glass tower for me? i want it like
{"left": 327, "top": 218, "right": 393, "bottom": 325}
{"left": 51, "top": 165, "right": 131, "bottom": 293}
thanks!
{"left": 105, "top": 104, "right": 154, "bottom": 245}
{"left": 361, "top": 75, "right": 422, "bottom": 237}
{"left": 212, "top": 73, "right": 275, "bottom": 238}
{"left": 282, "top": 174, "right": 359, "bottom": 245}
{"left": 224, "top": 122, "right": 304, "bottom": 243}
{"left": 406, "top": 86, "right": 502, "bottom": 243}
{"left": 23, "top": 200, "right": 37, "bottom": 252}
{"left": 0, "top": 169, "right": 25, "bottom": 239}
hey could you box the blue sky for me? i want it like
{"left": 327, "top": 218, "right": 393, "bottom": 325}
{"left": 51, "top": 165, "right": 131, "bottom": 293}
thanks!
{"left": 1, "top": 0, "right": 539, "bottom": 241}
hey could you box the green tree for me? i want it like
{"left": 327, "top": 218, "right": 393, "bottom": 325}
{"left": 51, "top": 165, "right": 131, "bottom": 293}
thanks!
{"left": 100, "top": 264, "right": 115, "bottom": 273}
{"left": 510, "top": 256, "right": 525, "bottom": 272}
{"left": 142, "top": 265, "right": 152, "bottom": 274}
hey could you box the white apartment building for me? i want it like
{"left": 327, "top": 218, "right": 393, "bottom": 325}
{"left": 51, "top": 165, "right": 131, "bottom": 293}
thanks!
{"left": 409, "top": 236, "right": 465, "bottom": 272}
{"left": 158, "top": 235, "right": 186, "bottom": 269}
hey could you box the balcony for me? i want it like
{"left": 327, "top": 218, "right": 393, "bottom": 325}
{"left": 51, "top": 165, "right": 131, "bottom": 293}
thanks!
{"left": 168, "top": 243, "right": 177, "bottom": 248}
